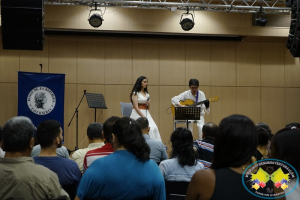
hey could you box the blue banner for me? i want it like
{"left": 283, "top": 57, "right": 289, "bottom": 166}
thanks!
{"left": 18, "top": 72, "right": 65, "bottom": 138}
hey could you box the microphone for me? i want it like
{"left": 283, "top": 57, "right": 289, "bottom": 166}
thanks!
{"left": 146, "top": 97, "right": 150, "bottom": 106}
{"left": 84, "top": 90, "right": 86, "bottom": 94}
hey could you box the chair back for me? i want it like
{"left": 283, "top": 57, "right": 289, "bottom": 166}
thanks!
{"left": 165, "top": 180, "right": 190, "bottom": 200}
{"left": 120, "top": 102, "right": 133, "bottom": 117}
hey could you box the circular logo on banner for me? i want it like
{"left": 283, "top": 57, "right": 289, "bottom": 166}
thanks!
{"left": 27, "top": 86, "right": 56, "bottom": 115}
{"left": 242, "top": 159, "right": 299, "bottom": 199}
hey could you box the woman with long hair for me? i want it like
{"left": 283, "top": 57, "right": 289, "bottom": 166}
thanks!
{"left": 270, "top": 127, "right": 300, "bottom": 200}
{"left": 75, "top": 117, "right": 165, "bottom": 200}
{"left": 186, "top": 114, "right": 261, "bottom": 200}
{"left": 130, "top": 76, "right": 161, "bottom": 140}
{"left": 159, "top": 127, "right": 204, "bottom": 182}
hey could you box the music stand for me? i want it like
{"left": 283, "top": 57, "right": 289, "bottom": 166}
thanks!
{"left": 86, "top": 93, "right": 108, "bottom": 122}
{"left": 174, "top": 107, "right": 201, "bottom": 129}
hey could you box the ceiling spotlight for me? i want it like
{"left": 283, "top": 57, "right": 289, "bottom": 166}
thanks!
{"left": 255, "top": 6, "right": 268, "bottom": 27}
{"left": 180, "top": 7, "right": 195, "bottom": 31}
{"left": 88, "top": 3, "right": 104, "bottom": 28}
{"left": 89, "top": 13, "right": 103, "bottom": 28}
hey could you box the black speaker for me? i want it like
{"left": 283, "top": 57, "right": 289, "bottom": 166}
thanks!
{"left": 1, "top": 0, "right": 44, "bottom": 50}
{"left": 287, "top": 0, "right": 300, "bottom": 57}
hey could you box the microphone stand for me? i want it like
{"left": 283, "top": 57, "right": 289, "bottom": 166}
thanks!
{"left": 68, "top": 90, "right": 86, "bottom": 151}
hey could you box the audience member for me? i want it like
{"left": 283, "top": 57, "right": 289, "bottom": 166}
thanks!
{"left": 83, "top": 116, "right": 119, "bottom": 172}
{"left": 186, "top": 114, "right": 261, "bottom": 200}
{"left": 193, "top": 122, "right": 218, "bottom": 168}
{"left": 270, "top": 127, "right": 300, "bottom": 200}
{"left": 159, "top": 127, "right": 204, "bottom": 182}
{"left": 0, "top": 126, "right": 5, "bottom": 158}
{"left": 71, "top": 122, "right": 105, "bottom": 172}
{"left": 34, "top": 120, "right": 81, "bottom": 200}
{"left": 136, "top": 117, "right": 168, "bottom": 165}
{"left": 0, "top": 116, "right": 69, "bottom": 200}
{"left": 31, "top": 144, "right": 70, "bottom": 158}
{"left": 256, "top": 122, "right": 273, "bottom": 152}
{"left": 75, "top": 117, "right": 165, "bottom": 200}
{"left": 285, "top": 122, "right": 300, "bottom": 129}
{"left": 253, "top": 127, "right": 270, "bottom": 161}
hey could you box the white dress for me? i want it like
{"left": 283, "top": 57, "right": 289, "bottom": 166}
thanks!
{"left": 130, "top": 92, "right": 161, "bottom": 141}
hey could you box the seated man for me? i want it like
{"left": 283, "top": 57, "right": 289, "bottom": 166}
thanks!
{"left": 193, "top": 122, "right": 218, "bottom": 168}
{"left": 83, "top": 116, "right": 119, "bottom": 172}
{"left": 0, "top": 116, "right": 69, "bottom": 200}
{"left": 34, "top": 120, "right": 81, "bottom": 200}
{"left": 171, "top": 79, "right": 210, "bottom": 140}
{"left": 136, "top": 117, "right": 168, "bottom": 165}
{"left": 71, "top": 122, "right": 105, "bottom": 172}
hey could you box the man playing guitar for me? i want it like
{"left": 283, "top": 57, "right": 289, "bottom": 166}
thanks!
{"left": 171, "top": 79, "right": 210, "bottom": 140}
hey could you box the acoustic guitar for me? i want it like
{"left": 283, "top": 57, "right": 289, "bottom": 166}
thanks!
{"left": 171, "top": 96, "right": 219, "bottom": 116}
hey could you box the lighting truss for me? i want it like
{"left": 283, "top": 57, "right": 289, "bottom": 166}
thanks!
{"left": 43, "top": 0, "right": 291, "bottom": 15}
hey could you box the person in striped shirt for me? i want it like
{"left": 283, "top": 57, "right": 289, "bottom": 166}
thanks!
{"left": 82, "top": 116, "right": 119, "bottom": 173}
{"left": 193, "top": 122, "right": 218, "bottom": 168}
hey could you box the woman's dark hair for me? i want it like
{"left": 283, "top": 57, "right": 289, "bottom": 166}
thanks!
{"left": 270, "top": 128, "right": 300, "bottom": 173}
{"left": 130, "top": 76, "right": 148, "bottom": 103}
{"left": 170, "top": 127, "right": 197, "bottom": 167}
{"left": 211, "top": 114, "right": 258, "bottom": 169}
{"left": 112, "top": 117, "right": 150, "bottom": 162}
{"left": 257, "top": 127, "right": 270, "bottom": 146}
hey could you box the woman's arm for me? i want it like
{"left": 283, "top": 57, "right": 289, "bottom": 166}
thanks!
{"left": 186, "top": 169, "right": 215, "bottom": 200}
{"left": 132, "top": 94, "right": 145, "bottom": 118}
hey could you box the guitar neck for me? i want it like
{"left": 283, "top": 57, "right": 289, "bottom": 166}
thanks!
{"left": 188, "top": 100, "right": 205, "bottom": 107}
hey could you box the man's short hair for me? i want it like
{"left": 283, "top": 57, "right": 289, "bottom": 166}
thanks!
{"left": 87, "top": 122, "right": 104, "bottom": 140}
{"left": 103, "top": 116, "right": 120, "bottom": 143}
{"left": 203, "top": 122, "right": 218, "bottom": 138}
{"left": 189, "top": 79, "right": 199, "bottom": 87}
{"left": 36, "top": 120, "right": 61, "bottom": 148}
{"left": 136, "top": 117, "right": 149, "bottom": 130}
{"left": 285, "top": 122, "right": 300, "bottom": 129}
{"left": 3, "top": 116, "right": 35, "bottom": 152}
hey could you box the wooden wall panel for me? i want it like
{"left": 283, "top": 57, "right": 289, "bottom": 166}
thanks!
{"left": 0, "top": 45, "right": 19, "bottom": 83}
{"left": 186, "top": 40, "right": 211, "bottom": 86}
{"left": 105, "top": 37, "right": 133, "bottom": 84}
{"left": 63, "top": 84, "right": 77, "bottom": 150}
{"left": 104, "top": 85, "right": 133, "bottom": 118}
{"left": 211, "top": 41, "right": 237, "bottom": 86}
{"left": 261, "top": 42, "right": 285, "bottom": 87}
{"left": 285, "top": 88, "right": 300, "bottom": 125}
{"left": 261, "top": 87, "right": 285, "bottom": 133}
{"left": 77, "top": 36, "right": 105, "bottom": 84}
{"left": 48, "top": 35, "right": 77, "bottom": 83}
{"left": 159, "top": 39, "right": 186, "bottom": 85}
{"left": 159, "top": 86, "right": 185, "bottom": 151}
{"left": 237, "top": 87, "right": 261, "bottom": 123}
{"left": 211, "top": 87, "right": 237, "bottom": 125}
{"left": 132, "top": 38, "right": 160, "bottom": 85}
{"left": 237, "top": 42, "right": 260, "bottom": 86}
{"left": 285, "top": 47, "right": 300, "bottom": 87}
{"left": 20, "top": 40, "right": 49, "bottom": 73}
{"left": 0, "top": 83, "right": 18, "bottom": 126}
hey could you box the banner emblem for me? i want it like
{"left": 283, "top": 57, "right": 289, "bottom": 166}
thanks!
{"left": 27, "top": 86, "right": 56, "bottom": 115}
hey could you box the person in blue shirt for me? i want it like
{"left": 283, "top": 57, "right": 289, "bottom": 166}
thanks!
{"left": 75, "top": 117, "right": 165, "bottom": 200}
{"left": 34, "top": 120, "right": 81, "bottom": 200}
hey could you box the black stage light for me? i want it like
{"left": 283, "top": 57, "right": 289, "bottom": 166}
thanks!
{"left": 180, "top": 7, "right": 195, "bottom": 31}
{"left": 88, "top": 13, "right": 103, "bottom": 28}
{"left": 255, "top": 17, "right": 268, "bottom": 27}
{"left": 180, "top": 18, "right": 194, "bottom": 31}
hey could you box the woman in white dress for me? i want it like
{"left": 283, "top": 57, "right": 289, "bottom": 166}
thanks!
{"left": 130, "top": 76, "right": 161, "bottom": 141}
